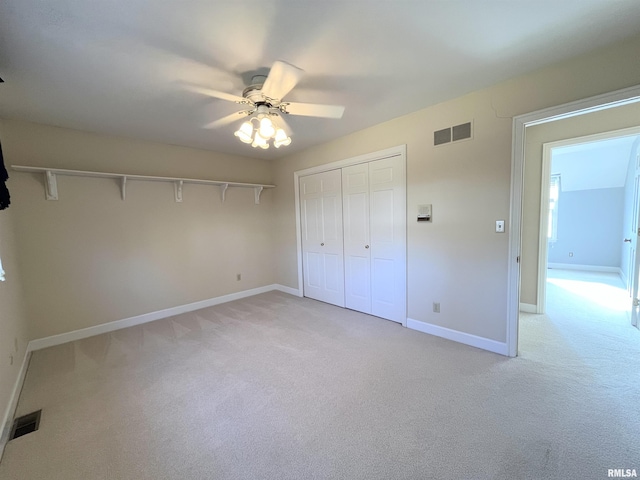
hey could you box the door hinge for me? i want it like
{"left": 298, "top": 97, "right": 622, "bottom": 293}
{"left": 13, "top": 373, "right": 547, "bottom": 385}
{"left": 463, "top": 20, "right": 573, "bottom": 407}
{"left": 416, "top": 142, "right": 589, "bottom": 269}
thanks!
{"left": 634, "top": 298, "right": 639, "bottom": 307}
{"left": 517, "top": 256, "right": 520, "bottom": 263}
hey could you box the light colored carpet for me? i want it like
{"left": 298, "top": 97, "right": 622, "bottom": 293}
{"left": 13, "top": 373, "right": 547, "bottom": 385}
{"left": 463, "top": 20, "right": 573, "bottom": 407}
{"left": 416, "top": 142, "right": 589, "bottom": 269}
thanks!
{"left": 1, "top": 272, "right": 639, "bottom": 479}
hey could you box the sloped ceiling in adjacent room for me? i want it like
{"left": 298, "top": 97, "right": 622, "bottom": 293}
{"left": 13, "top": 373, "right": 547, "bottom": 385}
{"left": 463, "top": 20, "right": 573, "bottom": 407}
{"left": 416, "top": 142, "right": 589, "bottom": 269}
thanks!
{"left": 552, "top": 134, "right": 640, "bottom": 191}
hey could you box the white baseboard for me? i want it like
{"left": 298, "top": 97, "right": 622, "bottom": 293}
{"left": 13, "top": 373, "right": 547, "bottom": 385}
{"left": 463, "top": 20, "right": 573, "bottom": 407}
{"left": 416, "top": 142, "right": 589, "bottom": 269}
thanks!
{"left": 28, "top": 284, "right": 298, "bottom": 352}
{"left": 274, "top": 284, "right": 302, "bottom": 297}
{"left": 620, "top": 270, "right": 629, "bottom": 288}
{"left": 519, "top": 303, "right": 538, "bottom": 313}
{"left": 548, "top": 263, "right": 621, "bottom": 274}
{"left": 0, "top": 349, "right": 31, "bottom": 461}
{"left": 406, "top": 318, "right": 508, "bottom": 356}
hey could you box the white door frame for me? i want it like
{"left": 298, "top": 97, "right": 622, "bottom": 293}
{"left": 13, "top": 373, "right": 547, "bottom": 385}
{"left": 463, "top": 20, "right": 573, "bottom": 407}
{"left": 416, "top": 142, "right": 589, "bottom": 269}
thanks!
{"left": 507, "top": 84, "right": 640, "bottom": 357}
{"left": 294, "top": 145, "right": 407, "bottom": 325}
{"left": 536, "top": 126, "right": 640, "bottom": 315}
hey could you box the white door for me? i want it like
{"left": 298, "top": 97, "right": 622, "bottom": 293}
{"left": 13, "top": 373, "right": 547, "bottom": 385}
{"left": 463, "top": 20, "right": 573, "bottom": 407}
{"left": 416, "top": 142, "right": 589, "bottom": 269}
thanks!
{"left": 369, "top": 156, "right": 406, "bottom": 323}
{"left": 342, "top": 157, "right": 406, "bottom": 323}
{"left": 299, "top": 170, "right": 345, "bottom": 307}
{"left": 342, "top": 163, "right": 372, "bottom": 313}
{"left": 631, "top": 152, "right": 640, "bottom": 328}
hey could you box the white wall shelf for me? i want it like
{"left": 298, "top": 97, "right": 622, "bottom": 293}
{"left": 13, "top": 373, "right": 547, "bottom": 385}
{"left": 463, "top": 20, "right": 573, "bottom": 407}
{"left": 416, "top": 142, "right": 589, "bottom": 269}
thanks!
{"left": 11, "top": 165, "right": 276, "bottom": 204}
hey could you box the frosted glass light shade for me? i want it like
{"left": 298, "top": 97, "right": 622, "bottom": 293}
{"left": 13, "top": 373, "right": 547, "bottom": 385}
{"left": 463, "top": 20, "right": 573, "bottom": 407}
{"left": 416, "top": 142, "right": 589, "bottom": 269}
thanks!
{"left": 273, "top": 128, "right": 292, "bottom": 148}
{"left": 251, "top": 132, "right": 269, "bottom": 149}
{"left": 234, "top": 121, "right": 253, "bottom": 144}
{"left": 259, "top": 117, "right": 275, "bottom": 139}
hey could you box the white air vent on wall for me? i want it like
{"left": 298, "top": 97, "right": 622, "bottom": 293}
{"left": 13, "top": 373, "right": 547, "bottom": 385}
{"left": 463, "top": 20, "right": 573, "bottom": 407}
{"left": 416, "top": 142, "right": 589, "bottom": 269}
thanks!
{"left": 434, "top": 121, "right": 473, "bottom": 146}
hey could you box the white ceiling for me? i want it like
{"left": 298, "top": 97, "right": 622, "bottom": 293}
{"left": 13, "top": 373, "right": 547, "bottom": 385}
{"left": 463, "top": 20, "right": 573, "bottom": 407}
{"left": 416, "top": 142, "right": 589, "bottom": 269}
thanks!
{"left": 2, "top": 1, "right": 640, "bottom": 160}
{"left": 552, "top": 135, "right": 640, "bottom": 191}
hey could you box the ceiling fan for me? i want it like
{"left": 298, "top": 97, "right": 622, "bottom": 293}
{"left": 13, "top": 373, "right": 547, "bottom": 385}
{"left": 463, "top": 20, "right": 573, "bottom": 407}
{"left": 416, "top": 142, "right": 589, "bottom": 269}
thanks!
{"left": 186, "top": 61, "right": 345, "bottom": 149}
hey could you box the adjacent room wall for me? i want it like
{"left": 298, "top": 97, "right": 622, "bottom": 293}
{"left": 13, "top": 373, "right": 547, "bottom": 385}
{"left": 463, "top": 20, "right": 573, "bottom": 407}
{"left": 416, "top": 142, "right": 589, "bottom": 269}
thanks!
{"left": 273, "top": 34, "right": 640, "bottom": 345}
{"left": 521, "top": 101, "right": 640, "bottom": 305}
{"left": 547, "top": 187, "right": 624, "bottom": 267}
{"left": 0, "top": 205, "right": 29, "bottom": 448}
{"left": 0, "top": 119, "right": 275, "bottom": 339}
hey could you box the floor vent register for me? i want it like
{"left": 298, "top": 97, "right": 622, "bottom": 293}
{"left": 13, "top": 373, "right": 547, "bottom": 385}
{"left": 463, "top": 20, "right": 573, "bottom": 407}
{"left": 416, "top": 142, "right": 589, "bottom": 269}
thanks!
{"left": 10, "top": 410, "right": 41, "bottom": 440}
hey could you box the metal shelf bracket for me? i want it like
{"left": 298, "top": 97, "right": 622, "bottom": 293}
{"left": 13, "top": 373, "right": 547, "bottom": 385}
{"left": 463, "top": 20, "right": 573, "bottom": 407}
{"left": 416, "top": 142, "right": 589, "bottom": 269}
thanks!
{"left": 174, "top": 180, "right": 184, "bottom": 203}
{"left": 121, "top": 176, "right": 127, "bottom": 200}
{"left": 45, "top": 170, "right": 58, "bottom": 201}
{"left": 254, "top": 186, "right": 264, "bottom": 205}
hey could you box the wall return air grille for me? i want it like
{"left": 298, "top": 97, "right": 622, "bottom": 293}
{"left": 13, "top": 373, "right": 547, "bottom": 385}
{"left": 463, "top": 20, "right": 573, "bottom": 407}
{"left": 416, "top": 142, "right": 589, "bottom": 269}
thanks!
{"left": 434, "top": 122, "right": 473, "bottom": 146}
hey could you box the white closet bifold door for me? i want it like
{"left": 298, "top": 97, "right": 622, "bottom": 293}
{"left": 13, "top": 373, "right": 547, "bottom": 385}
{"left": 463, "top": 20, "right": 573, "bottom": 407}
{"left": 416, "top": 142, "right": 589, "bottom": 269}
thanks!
{"left": 343, "top": 157, "right": 406, "bottom": 323}
{"left": 342, "top": 163, "right": 372, "bottom": 314}
{"left": 368, "top": 156, "right": 406, "bottom": 323}
{"left": 299, "top": 169, "right": 345, "bottom": 307}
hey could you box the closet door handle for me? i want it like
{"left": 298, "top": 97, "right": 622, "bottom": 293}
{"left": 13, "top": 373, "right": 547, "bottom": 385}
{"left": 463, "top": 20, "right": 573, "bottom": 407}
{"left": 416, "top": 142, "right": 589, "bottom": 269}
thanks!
{"left": 321, "top": 243, "right": 325, "bottom": 246}
{"left": 365, "top": 245, "right": 370, "bottom": 249}
{"left": 624, "top": 238, "right": 632, "bottom": 243}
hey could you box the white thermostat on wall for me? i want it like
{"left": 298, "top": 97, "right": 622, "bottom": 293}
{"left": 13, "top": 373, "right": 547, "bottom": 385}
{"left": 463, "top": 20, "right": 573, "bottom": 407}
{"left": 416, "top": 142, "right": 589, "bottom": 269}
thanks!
{"left": 418, "top": 204, "right": 432, "bottom": 222}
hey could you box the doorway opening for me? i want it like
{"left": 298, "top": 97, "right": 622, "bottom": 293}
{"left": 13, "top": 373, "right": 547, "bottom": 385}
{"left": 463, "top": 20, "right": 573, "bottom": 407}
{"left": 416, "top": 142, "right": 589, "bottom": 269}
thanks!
{"left": 520, "top": 126, "right": 640, "bottom": 357}
{"left": 537, "top": 128, "right": 640, "bottom": 315}
{"left": 507, "top": 84, "right": 640, "bottom": 357}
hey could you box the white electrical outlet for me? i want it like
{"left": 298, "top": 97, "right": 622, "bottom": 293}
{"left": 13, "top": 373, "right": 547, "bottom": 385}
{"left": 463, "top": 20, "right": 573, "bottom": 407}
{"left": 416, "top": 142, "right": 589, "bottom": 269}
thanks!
{"left": 433, "top": 302, "right": 440, "bottom": 313}
{"left": 236, "top": 273, "right": 242, "bottom": 281}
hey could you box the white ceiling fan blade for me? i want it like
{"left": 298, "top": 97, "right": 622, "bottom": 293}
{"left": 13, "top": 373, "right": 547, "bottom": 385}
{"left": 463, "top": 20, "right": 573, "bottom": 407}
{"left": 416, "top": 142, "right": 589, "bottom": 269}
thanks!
{"left": 283, "top": 102, "right": 345, "bottom": 119}
{"left": 203, "top": 111, "right": 248, "bottom": 129}
{"left": 184, "top": 84, "right": 247, "bottom": 103}
{"left": 274, "top": 113, "right": 292, "bottom": 137}
{"left": 261, "top": 61, "right": 304, "bottom": 101}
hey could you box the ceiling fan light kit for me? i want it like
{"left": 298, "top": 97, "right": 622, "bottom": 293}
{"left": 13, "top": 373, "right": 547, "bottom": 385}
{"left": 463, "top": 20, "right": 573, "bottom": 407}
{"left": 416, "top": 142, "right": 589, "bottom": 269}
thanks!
{"left": 192, "top": 61, "right": 345, "bottom": 151}
{"left": 233, "top": 114, "right": 290, "bottom": 149}
{"left": 233, "top": 104, "right": 289, "bottom": 150}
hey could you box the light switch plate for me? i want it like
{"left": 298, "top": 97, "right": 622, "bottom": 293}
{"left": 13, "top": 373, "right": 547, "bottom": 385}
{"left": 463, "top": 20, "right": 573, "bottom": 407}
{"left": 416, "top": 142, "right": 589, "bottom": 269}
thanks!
{"left": 496, "top": 220, "right": 505, "bottom": 233}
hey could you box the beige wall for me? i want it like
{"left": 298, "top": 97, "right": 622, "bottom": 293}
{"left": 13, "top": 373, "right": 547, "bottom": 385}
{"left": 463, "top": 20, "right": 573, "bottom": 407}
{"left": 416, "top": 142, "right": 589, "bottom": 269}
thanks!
{"left": 273, "top": 34, "right": 640, "bottom": 343}
{"left": 0, "top": 120, "right": 275, "bottom": 339}
{"left": 1, "top": 33, "right": 640, "bottom": 352}
{"left": 521, "top": 102, "right": 640, "bottom": 305}
{"left": 0, "top": 205, "right": 29, "bottom": 442}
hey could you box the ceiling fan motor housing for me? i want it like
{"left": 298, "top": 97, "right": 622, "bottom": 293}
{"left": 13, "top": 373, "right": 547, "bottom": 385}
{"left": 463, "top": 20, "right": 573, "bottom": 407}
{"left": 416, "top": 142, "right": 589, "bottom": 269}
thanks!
{"left": 242, "top": 74, "right": 273, "bottom": 105}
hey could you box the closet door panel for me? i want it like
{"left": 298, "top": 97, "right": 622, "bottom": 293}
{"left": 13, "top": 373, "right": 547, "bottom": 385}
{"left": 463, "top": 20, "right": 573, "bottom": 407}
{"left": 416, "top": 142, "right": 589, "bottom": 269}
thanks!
{"left": 369, "top": 157, "right": 406, "bottom": 323}
{"left": 343, "top": 164, "right": 372, "bottom": 313}
{"left": 300, "top": 170, "right": 345, "bottom": 307}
